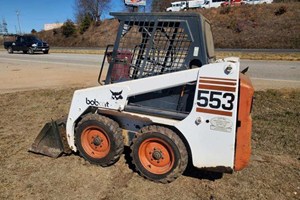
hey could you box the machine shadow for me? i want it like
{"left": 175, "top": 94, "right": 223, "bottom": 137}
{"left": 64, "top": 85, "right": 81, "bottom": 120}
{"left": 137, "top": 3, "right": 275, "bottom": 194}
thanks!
{"left": 183, "top": 165, "right": 223, "bottom": 181}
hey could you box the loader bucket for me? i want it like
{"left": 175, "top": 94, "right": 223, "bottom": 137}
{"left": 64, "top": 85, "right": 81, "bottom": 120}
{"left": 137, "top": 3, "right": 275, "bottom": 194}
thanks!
{"left": 29, "top": 118, "right": 71, "bottom": 158}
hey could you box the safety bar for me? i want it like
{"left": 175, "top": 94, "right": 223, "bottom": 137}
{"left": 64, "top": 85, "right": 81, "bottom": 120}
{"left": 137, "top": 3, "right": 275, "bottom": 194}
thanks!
{"left": 98, "top": 44, "right": 114, "bottom": 85}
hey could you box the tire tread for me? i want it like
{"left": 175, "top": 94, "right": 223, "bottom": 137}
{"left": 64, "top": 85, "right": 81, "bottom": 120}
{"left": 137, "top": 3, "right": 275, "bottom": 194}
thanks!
{"left": 76, "top": 113, "right": 124, "bottom": 167}
{"left": 131, "top": 125, "right": 188, "bottom": 183}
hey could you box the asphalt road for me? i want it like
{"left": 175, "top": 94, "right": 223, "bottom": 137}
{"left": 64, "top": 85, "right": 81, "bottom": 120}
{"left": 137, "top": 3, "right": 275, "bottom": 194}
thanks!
{"left": 0, "top": 51, "right": 102, "bottom": 67}
{"left": 241, "top": 60, "right": 300, "bottom": 81}
{"left": 0, "top": 52, "right": 299, "bottom": 93}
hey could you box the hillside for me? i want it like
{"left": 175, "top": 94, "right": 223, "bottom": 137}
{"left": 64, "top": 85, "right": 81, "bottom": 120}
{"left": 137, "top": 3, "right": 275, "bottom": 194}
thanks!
{"left": 1, "top": 3, "right": 299, "bottom": 49}
{"left": 201, "top": 3, "right": 300, "bottom": 49}
{"left": 37, "top": 3, "right": 300, "bottom": 49}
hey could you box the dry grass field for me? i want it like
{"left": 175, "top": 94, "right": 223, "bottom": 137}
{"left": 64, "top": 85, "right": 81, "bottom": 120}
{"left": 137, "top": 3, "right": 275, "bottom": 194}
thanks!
{"left": 0, "top": 88, "right": 299, "bottom": 200}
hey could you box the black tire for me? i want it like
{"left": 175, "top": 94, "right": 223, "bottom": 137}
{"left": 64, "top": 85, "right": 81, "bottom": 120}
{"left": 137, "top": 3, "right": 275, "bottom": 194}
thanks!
{"left": 75, "top": 113, "right": 124, "bottom": 167}
{"left": 131, "top": 125, "right": 188, "bottom": 183}
{"left": 28, "top": 48, "right": 34, "bottom": 54}
{"left": 43, "top": 50, "right": 49, "bottom": 54}
{"left": 23, "top": 50, "right": 28, "bottom": 54}
{"left": 7, "top": 47, "right": 13, "bottom": 54}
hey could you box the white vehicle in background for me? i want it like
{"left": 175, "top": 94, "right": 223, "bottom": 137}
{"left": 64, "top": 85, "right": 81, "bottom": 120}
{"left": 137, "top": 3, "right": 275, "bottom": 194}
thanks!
{"left": 201, "top": 0, "right": 226, "bottom": 8}
{"left": 166, "top": 1, "right": 184, "bottom": 12}
{"left": 243, "top": 0, "right": 273, "bottom": 4}
{"left": 166, "top": 0, "right": 204, "bottom": 12}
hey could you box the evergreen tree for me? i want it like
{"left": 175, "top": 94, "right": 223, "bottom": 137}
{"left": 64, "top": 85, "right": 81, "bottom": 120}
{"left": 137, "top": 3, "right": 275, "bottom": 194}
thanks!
{"left": 31, "top": 29, "right": 37, "bottom": 34}
{"left": 62, "top": 19, "right": 76, "bottom": 37}
{"left": 79, "top": 14, "right": 92, "bottom": 34}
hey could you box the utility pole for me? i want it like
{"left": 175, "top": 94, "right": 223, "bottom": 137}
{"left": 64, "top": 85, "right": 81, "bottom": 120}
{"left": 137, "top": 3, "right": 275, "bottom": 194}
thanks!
{"left": 16, "top": 10, "right": 22, "bottom": 34}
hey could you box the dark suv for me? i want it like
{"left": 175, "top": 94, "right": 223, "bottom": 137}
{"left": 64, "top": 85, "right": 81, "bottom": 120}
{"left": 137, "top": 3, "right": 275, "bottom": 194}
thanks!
{"left": 4, "top": 35, "right": 50, "bottom": 54}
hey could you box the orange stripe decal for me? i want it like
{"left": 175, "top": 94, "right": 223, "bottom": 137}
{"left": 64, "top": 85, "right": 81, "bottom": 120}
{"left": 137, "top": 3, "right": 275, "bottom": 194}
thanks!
{"left": 200, "top": 76, "right": 236, "bottom": 81}
{"left": 199, "top": 80, "right": 237, "bottom": 86}
{"left": 199, "top": 84, "right": 236, "bottom": 92}
{"left": 196, "top": 107, "right": 233, "bottom": 116}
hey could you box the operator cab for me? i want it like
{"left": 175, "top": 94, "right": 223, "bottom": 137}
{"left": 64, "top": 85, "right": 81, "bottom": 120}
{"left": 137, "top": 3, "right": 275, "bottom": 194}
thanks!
{"left": 98, "top": 12, "right": 216, "bottom": 119}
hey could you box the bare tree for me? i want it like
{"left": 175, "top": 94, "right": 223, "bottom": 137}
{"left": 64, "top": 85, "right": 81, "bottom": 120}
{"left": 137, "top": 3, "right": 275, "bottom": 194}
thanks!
{"left": 3, "top": 18, "right": 8, "bottom": 34}
{"left": 74, "top": 0, "right": 111, "bottom": 23}
{"left": 0, "top": 18, "right": 8, "bottom": 35}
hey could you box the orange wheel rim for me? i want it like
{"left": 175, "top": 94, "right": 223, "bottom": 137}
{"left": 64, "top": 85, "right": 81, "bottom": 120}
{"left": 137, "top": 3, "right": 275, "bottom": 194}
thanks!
{"left": 138, "top": 138, "right": 175, "bottom": 175}
{"left": 81, "top": 126, "right": 110, "bottom": 159}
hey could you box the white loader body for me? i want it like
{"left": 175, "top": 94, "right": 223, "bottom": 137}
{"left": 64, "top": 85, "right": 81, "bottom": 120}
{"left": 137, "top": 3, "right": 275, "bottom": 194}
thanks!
{"left": 66, "top": 58, "right": 240, "bottom": 170}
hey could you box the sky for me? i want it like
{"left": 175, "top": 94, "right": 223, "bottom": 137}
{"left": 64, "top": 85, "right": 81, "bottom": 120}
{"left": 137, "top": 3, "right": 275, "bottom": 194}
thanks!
{"left": 0, "top": 0, "right": 126, "bottom": 34}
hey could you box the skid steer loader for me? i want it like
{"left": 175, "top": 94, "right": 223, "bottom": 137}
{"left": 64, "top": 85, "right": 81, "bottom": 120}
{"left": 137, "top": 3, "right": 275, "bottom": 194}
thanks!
{"left": 29, "top": 12, "right": 254, "bottom": 183}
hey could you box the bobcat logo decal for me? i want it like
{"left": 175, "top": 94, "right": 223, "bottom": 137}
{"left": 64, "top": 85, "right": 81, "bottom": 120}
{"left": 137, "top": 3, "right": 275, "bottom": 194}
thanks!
{"left": 110, "top": 90, "right": 123, "bottom": 100}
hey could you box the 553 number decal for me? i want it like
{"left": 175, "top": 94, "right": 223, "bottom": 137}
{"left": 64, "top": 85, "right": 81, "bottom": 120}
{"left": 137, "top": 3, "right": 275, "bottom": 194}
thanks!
{"left": 197, "top": 90, "right": 235, "bottom": 111}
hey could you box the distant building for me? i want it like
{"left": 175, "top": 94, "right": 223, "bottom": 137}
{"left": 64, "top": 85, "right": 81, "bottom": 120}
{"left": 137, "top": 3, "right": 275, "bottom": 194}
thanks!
{"left": 44, "top": 23, "right": 63, "bottom": 31}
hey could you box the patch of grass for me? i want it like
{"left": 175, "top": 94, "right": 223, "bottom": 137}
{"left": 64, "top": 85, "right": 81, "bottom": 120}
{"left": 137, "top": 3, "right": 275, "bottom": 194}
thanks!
{"left": 50, "top": 48, "right": 300, "bottom": 61}
{"left": 252, "top": 89, "right": 300, "bottom": 156}
{"left": 48, "top": 48, "right": 300, "bottom": 61}
{"left": 216, "top": 51, "right": 300, "bottom": 61}
{"left": 50, "top": 49, "right": 105, "bottom": 55}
